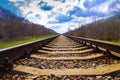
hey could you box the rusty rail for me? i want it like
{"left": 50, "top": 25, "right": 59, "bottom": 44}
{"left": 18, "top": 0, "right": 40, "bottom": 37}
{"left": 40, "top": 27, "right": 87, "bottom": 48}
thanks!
{"left": 66, "top": 35, "right": 120, "bottom": 57}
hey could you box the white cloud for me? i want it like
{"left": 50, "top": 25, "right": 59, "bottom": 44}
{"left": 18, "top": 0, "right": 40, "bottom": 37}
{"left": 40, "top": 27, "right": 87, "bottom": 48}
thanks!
{"left": 9, "top": 0, "right": 27, "bottom": 7}
{"left": 8, "top": 0, "right": 117, "bottom": 33}
{"left": 8, "top": 0, "right": 87, "bottom": 33}
{"left": 114, "top": 3, "right": 120, "bottom": 10}
{"left": 9, "top": 0, "right": 24, "bottom": 2}
{"left": 90, "top": 0, "right": 116, "bottom": 13}
{"left": 88, "top": 0, "right": 93, "bottom": 2}
{"left": 46, "top": 16, "right": 107, "bottom": 33}
{"left": 43, "top": 0, "right": 63, "bottom": 7}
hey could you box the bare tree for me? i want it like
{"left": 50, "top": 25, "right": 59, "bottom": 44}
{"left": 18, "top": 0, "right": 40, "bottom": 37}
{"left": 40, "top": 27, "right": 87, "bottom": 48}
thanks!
{"left": 0, "top": 7, "right": 57, "bottom": 42}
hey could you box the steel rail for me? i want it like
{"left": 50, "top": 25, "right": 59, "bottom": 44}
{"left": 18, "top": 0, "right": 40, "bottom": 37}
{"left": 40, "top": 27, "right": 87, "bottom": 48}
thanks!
{"left": 66, "top": 35, "right": 120, "bottom": 57}
{"left": 0, "top": 36, "right": 58, "bottom": 61}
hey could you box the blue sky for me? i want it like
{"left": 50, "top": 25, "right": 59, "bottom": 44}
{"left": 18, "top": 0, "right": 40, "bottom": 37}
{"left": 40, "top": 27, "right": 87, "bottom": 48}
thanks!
{"left": 0, "top": 0, "right": 119, "bottom": 33}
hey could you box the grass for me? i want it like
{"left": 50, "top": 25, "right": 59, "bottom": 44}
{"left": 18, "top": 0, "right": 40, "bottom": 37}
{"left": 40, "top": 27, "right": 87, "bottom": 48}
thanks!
{"left": 90, "top": 36, "right": 120, "bottom": 44}
{"left": 118, "top": 40, "right": 120, "bottom": 43}
{"left": 0, "top": 34, "right": 57, "bottom": 49}
{"left": 113, "top": 40, "right": 120, "bottom": 44}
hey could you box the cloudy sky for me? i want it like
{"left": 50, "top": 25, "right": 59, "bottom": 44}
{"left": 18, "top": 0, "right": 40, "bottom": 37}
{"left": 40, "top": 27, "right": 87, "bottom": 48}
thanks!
{"left": 0, "top": 0, "right": 119, "bottom": 33}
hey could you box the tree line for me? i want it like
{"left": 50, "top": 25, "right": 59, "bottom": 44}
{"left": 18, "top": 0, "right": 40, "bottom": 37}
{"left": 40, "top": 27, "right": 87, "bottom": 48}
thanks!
{"left": 0, "top": 7, "right": 56, "bottom": 42}
{"left": 65, "top": 16, "right": 120, "bottom": 42}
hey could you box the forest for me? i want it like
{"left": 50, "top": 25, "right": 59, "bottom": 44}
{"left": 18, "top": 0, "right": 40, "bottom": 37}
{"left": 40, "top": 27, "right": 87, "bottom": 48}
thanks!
{"left": 65, "top": 15, "right": 120, "bottom": 43}
{"left": 0, "top": 7, "right": 56, "bottom": 42}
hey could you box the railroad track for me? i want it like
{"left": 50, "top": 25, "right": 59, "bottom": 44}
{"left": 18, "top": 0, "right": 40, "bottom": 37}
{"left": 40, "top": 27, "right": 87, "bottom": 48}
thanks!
{"left": 0, "top": 35, "right": 120, "bottom": 80}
